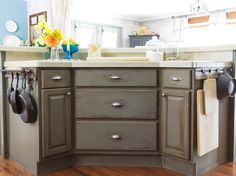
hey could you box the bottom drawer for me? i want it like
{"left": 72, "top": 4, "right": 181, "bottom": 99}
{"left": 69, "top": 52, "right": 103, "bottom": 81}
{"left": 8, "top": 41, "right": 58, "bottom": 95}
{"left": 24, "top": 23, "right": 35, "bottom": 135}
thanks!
{"left": 76, "top": 121, "right": 157, "bottom": 151}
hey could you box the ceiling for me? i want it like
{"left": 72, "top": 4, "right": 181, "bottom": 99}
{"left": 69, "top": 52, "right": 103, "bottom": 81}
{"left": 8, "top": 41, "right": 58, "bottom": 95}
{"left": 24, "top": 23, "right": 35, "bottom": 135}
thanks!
{"left": 74, "top": 0, "right": 236, "bottom": 21}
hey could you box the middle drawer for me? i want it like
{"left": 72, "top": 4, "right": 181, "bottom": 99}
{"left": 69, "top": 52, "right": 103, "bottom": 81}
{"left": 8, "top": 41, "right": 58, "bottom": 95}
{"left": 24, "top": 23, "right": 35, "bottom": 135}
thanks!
{"left": 76, "top": 89, "right": 157, "bottom": 119}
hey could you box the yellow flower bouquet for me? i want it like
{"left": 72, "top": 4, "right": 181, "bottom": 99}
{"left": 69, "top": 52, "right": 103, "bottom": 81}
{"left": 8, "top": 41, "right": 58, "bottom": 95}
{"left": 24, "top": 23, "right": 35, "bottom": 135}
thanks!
{"left": 35, "top": 19, "right": 63, "bottom": 48}
{"left": 35, "top": 19, "right": 64, "bottom": 60}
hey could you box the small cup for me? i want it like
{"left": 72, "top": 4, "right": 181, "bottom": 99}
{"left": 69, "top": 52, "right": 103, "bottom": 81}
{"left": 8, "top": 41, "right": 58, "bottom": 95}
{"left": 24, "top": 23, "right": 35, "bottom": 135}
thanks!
{"left": 25, "top": 40, "right": 31, "bottom": 46}
{"left": 20, "top": 40, "right": 25, "bottom": 46}
{"left": 88, "top": 44, "right": 101, "bottom": 57}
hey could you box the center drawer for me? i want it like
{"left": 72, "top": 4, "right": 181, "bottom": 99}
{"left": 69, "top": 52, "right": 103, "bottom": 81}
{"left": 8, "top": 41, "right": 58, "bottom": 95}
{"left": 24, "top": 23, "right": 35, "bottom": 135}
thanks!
{"left": 76, "top": 121, "right": 157, "bottom": 151}
{"left": 76, "top": 89, "right": 157, "bottom": 119}
{"left": 75, "top": 69, "right": 158, "bottom": 87}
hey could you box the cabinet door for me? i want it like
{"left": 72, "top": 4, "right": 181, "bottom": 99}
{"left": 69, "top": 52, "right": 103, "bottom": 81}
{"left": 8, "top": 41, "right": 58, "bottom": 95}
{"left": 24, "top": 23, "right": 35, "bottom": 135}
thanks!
{"left": 41, "top": 88, "right": 72, "bottom": 158}
{"left": 161, "top": 89, "right": 190, "bottom": 160}
{"left": 130, "top": 38, "right": 143, "bottom": 47}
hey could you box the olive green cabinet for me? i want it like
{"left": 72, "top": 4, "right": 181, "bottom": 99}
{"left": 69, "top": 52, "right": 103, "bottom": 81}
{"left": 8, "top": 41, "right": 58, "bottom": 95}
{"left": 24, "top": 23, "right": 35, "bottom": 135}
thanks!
{"left": 161, "top": 89, "right": 190, "bottom": 160}
{"left": 75, "top": 68, "right": 158, "bottom": 153}
{"left": 41, "top": 88, "right": 72, "bottom": 158}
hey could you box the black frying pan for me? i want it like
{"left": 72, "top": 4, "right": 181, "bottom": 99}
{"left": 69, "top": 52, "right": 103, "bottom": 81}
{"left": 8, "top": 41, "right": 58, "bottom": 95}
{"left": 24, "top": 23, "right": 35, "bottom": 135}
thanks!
{"left": 19, "top": 72, "right": 37, "bottom": 123}
{"left": 19, "top": 91, "right": 37, "bottom": 123}
{"left": 10, "top": 73, "right": 23, "bottom": 114}
{"left": 7, "top": 72, "right": 14, "bottom": 104}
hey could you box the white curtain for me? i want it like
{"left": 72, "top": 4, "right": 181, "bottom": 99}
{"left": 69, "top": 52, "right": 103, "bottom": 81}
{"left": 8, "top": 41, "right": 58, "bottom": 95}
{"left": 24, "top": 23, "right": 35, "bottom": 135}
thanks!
{"left": 51, "top": 0, "right": 72, "bottom": 39}
{"left": 100, "top": 26, "right": 121, "bottom": 48}
{"left": 75, "top": 23, "right": 97, "bottom": 48}
{"left": 173, "top": 17, "right": 188, "bottom": 41}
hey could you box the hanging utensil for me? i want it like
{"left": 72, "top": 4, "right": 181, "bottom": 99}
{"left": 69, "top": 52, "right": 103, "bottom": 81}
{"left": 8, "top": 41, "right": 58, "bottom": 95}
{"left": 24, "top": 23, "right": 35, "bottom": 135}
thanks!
{"left": 19, "top": 71, "right": 38, "bottom": 123}
{"left": 10, "top": 73, "right": 23, "bottom": 114}
{"left": 7, "top": 72, "right": 14, "bottom": 104}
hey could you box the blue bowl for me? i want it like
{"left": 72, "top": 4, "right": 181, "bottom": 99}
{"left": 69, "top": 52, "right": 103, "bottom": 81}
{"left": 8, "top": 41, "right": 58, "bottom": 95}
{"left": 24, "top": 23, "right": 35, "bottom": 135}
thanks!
{"left": 62, "top": 44, "right": 79, "bottom": 60}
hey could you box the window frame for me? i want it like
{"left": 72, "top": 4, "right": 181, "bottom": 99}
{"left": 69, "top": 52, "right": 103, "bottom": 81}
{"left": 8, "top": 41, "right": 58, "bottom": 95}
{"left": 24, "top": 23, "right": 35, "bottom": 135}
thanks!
{"left": 73, "top": 21, "right": 122, "bottom": 48}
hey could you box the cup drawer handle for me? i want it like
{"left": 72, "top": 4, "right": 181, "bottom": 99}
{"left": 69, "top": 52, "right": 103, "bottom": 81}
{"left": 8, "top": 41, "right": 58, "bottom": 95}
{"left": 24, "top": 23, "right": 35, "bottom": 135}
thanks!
{"left": 110, "top": 134, "right": 122, "bottom": 140}
{"left": 51, "top": 75, "right": 63, "bottom": 80}
{"left": 170, "top": 76, "right": 182, "bottom": 81}
{"left": 109, "top": 75, "right": 121, "bottom": 80}
{"left": 110, "top": 102, "right": 123, "bottom": 107}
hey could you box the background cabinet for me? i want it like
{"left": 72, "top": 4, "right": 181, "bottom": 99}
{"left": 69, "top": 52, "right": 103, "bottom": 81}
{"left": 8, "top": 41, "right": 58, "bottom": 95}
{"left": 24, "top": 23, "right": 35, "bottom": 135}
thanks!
{"left": 129, "top": 34, "right": 160, "bottom": 48}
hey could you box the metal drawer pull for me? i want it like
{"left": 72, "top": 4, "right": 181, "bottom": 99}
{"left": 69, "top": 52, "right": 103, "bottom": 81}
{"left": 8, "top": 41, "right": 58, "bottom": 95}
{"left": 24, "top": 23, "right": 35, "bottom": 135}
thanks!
{"left": 170, "top": 76, "right": 182, "bottom": 81}
{"left": 51, "top": 75, "right": 63, "bottom": 80}
{"left": 110, "top": 134, "right": 122, "bottom": 140}
{"left": 111, "top": 102, "right": 123, "bottom": 107}
{"left": 67, "top": 92, "right": 71, "bottom": 96}
{"left": 162, "top": 93, "right": 165, "bottom": 97}
{"left": 109, "top": 75, "right": 121, "bottom": 80}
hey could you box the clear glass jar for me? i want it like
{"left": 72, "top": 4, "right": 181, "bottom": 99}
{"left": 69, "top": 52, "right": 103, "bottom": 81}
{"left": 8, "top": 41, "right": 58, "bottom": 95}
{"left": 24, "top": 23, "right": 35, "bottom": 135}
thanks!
{"left": 50, "top": 46, "right": 59, "bottom": 60}
{"left": 165, "top": 41, "right": 183, "bottom": 60}
{"left": 145, "top": 36, "right": 164, "bottom": 61}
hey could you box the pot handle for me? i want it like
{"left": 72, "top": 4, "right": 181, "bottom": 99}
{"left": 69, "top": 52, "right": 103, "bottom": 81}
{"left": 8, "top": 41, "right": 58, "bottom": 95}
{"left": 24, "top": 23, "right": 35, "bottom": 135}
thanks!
{"left": 230, "top": 79, "right": 236, "bottom": 97}
{"left": 21, "top": 71, "right": 27, "bottom": 90}
{"left": 15, "top": 73, "right": 19, "bottom": 90}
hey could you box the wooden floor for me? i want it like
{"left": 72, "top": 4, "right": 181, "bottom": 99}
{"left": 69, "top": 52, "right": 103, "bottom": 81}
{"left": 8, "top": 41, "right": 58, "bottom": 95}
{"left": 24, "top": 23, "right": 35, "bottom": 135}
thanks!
{"left": 46, "top": 166, "right": 184, "bottom": 176}
{"left": 0, "top": 157, "right": 236, "bottom": 176}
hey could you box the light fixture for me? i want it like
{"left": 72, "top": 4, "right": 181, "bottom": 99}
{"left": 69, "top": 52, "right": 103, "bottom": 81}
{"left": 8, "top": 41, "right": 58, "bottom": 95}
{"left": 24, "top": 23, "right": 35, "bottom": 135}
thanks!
{"left": 190, "top": 0, "right": 208, "bottom": 14}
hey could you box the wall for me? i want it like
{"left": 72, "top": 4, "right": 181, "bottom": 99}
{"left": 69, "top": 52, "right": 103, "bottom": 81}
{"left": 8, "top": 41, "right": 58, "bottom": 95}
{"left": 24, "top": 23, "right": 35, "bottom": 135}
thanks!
{"left": 71, "top": 15, "right": 140, "bottom": 47}
{"left": 0, "top": 0, "right": 27, "bottom": 44}
{"left": 27, "top": 0, "right": 52, "bottom": 23}
{"left": 143, "top": 17, "right": 236, "bottom": 46}
{"left": 142, "top": 18, "right": 174, "bottom": 42}
{"left": 28, "top": 1, "right": 139, "bottom": 47}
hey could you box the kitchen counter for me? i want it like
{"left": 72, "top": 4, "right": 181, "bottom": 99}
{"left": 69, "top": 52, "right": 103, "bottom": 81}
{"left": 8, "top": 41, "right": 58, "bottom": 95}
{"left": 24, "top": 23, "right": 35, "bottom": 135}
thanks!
{"left": 4, "top": 60, "right": 233, "bottom": 68}
{"left": 0, "top": 45, "right": 236, "bottom": 176}
{"left": 1, "top": 44, "right": 236, "bottom": 53}
{"left": 0, "top": 45, "right": 235, "bottom": 62}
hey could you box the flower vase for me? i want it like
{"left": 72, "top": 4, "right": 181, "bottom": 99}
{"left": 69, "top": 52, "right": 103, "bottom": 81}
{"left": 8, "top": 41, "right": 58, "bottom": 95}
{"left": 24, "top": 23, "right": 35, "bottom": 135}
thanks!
{"left": 50, "top": 46, "right": 59, "bottom": 60}
{"left": 43, "top": 47, "right": 51, "bottom": 60}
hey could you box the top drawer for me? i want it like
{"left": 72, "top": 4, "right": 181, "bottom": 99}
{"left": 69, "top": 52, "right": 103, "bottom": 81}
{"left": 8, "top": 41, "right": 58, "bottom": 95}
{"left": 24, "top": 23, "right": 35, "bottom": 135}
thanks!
{"left": 41, "top": 69, "right": 71, "bottom": 88}
{"left": 162, "top": 69, "right": 192, "bottom": 89}
{"left": 75, "top": 69, "right": 158, "bottom": 87}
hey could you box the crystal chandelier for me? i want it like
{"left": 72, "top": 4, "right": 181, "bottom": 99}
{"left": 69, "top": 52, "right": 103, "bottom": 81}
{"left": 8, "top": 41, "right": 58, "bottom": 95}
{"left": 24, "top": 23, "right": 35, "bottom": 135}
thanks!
{"left": 190, "top": 0, "right": 208, "bottom": 14}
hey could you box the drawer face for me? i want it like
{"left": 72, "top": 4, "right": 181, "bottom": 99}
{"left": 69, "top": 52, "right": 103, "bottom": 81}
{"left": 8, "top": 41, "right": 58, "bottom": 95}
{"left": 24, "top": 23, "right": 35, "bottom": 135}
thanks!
{"left": 41, "top": 70, "right": 70, "bottom": 88}
{"left": 76, "top": 121, "right": 157, "bottom": 151}
{"left": 162, "top": 69, "right": 192, "bottom": 89}
{"left": 76, "top": 89, "right": 157, "bottom": 119}
{"left": 75, "top": 69, "right": 157, "bottom": 87}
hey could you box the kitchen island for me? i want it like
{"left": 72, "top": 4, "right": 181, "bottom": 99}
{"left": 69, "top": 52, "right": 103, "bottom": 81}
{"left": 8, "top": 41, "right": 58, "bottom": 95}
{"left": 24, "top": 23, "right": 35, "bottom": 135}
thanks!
{"left": 0, "top": 46, "right": 236, "bottom": 176}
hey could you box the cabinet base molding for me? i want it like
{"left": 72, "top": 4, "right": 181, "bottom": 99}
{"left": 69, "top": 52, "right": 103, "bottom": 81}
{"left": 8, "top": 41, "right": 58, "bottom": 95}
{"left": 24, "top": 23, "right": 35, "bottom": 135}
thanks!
{"left": 74, "top": 155, "right": 162, "bottom": 167}
{"left": 37, "top": 155, "right": 75, "bottom": 176}
{"left": 162, "top": 156, "right": 196, "bottom": 176}
{"left": 162, "top": 156, "right": 227, "bottom": 176}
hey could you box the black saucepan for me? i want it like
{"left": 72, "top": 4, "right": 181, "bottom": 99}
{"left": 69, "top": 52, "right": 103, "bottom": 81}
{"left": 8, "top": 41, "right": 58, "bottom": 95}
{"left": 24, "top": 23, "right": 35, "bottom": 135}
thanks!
{"left": 10, "top": 73, "right": 23, "bottom": 114}
{"left": 217, "top": 72, "right": 236, "bottom": 100}
{"left": 19, "top": 73, "right": 37, "bottom": 123}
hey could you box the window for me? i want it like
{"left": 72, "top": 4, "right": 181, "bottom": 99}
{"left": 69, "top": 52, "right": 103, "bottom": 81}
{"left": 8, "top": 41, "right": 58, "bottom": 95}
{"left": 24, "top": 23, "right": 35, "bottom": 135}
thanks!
{"left": 74, "top": 22, "right": 122, "bottom": 48}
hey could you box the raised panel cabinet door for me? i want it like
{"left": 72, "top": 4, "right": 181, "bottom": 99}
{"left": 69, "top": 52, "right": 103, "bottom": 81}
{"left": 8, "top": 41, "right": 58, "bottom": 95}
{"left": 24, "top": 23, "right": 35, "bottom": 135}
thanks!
{"left": 41, "top": 88, "right": 72, "bottom": 158}
{"left": 161, "top": 89, "right": 190, "bottom": 160}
